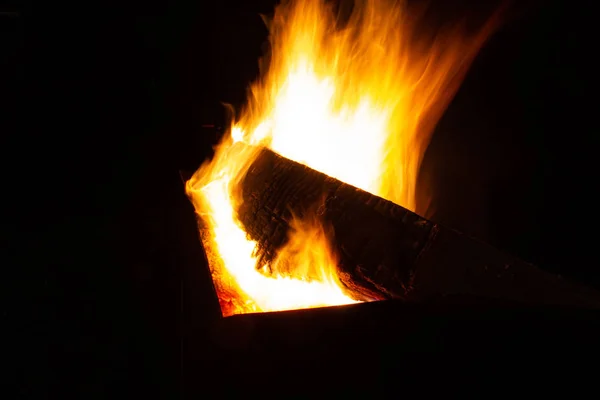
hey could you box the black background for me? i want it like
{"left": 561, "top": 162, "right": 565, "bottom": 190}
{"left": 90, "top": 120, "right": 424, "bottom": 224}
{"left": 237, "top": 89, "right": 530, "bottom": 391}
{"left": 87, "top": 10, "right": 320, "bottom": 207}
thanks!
{"left": 4, "top": 0, "right": 598, "bottom": 397}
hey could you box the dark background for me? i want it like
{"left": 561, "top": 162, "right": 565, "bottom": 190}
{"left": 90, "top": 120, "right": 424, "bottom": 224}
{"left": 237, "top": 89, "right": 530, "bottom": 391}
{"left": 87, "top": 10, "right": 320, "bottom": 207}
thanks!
{"left": 3, "top": 0, "right": 598, "bottom": 397}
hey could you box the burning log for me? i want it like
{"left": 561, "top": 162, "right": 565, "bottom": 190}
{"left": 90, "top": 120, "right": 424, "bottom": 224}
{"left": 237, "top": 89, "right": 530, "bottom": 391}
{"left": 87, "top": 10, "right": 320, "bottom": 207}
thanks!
{"left": 237, "top": 144, "right": 600, "bottom": 308}
{"left": 237, "top": 144, "right": 431, "bottom": 301}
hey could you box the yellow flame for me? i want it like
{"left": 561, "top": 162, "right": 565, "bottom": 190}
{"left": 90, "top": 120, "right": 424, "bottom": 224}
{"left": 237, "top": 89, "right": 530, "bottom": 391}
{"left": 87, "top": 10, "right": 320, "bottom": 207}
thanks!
{"left": 186, "top": 0, "right": 501, "bottom": 316}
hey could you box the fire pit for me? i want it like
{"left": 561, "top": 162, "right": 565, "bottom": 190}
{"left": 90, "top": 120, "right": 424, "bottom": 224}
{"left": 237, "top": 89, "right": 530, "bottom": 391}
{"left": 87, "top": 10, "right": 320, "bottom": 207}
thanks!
{"left": 183, "top": 0, "right": 600, "bottom": 317}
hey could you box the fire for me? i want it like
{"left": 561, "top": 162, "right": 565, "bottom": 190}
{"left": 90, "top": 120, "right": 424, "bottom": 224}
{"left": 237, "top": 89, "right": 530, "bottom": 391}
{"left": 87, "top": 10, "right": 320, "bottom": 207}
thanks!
{"left": 186, "top": 0, "right": 501, "bottom": 316}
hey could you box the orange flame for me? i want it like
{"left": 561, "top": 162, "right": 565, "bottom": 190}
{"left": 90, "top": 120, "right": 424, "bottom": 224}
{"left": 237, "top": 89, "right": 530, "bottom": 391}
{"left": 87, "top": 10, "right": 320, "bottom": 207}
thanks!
{"left": 186, "top": 0, "right": 501, "bottom": 316}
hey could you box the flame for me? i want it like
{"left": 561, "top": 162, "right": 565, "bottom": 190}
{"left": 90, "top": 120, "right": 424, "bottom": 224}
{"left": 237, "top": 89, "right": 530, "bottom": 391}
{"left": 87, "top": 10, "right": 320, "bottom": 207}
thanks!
{"left": 186, "top": 0, "right": 501, "bottom": 316}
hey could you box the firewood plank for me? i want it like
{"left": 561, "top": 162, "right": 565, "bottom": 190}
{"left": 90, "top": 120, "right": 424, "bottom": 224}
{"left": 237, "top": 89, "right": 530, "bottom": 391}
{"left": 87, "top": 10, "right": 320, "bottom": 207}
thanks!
{"left": 237, "top": 145, "right": 437, "bottom": 301}
{"left": 234, "top": 144, "right": 600, "bottom": 308}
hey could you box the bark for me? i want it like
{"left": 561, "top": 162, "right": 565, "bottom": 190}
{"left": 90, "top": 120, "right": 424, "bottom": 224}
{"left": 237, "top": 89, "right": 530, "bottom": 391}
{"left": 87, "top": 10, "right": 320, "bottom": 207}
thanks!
{"left": 237, "top": 146, "right": 432, "bottom": 301}
{"left": 235, "top": 145, "right": 600, "bottom": 308}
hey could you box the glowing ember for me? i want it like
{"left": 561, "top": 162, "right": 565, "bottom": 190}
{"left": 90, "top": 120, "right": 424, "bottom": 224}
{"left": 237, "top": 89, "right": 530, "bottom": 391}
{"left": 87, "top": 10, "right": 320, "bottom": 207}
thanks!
{"left": 186, "top": 0, "right": 500, "bottom": 316}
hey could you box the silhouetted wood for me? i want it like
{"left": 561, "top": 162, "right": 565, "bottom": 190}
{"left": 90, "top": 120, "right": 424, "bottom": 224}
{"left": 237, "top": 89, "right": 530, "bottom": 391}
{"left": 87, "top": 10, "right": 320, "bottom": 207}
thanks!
{"left": 236, "top": 145, "right": 600, "bottom": 308}
{"left": 237, "top": 145, "right": 433, "bottom": 301}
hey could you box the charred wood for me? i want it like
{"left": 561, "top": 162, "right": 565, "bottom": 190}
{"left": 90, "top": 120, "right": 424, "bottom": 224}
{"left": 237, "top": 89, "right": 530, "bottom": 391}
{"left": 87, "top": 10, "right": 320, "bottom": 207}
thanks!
{"left": 236, "top": 145, "right": 600, "bottom": 308}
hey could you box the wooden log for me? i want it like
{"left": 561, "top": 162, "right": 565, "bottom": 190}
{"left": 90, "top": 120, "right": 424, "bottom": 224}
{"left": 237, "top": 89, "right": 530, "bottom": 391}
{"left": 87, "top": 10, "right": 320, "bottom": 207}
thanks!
{"left": 237, "top": 145, "right": 432, "bottom": 301}
{"left": 237, "top": 144, "right": 600, "bottom": 308}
